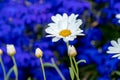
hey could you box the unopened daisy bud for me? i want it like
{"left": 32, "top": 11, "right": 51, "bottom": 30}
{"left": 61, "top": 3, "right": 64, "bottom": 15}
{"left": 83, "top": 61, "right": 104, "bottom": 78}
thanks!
{"left": 0, "top": 49, "right": 3, "bottom": 55}
{"left": 35, "top": 48, "right": 43, "bottom": 58}
{"left": 68, "top": 45, "right": 77, "bottom": 57}
{"left": 6, "top": 44, "right": 16, "bottom": 56}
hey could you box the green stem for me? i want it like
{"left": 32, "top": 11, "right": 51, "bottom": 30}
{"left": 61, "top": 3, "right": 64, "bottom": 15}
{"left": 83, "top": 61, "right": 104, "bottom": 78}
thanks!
{"left": 27, "top": 77, "right": 32, "bottom": 80}
{"left": 66, "top": 42, "right": 80, "bottom": 80}
{"left": 72, "top": 57, "right": 79, "bottom": 80}
{"left": 12, "top": 56, "right": 18, "bottom": 80}
{"left": 66, "top": 42, "right": 69, "bottom": 48}
{"left": 51, "top": 58, "right": 66, "bottom": 80}
{"left": 6, "top": 67, "right": 14, "bottom": 80}
{"left": 40, "top": 58, "right": 46, "bottom": 80}
{"left": 0, "top": 56, "right": 7, "bottom": 80}
{"left": 69, "top": 56, "right": 79, "bottom": 80}
{"left": 66, "top": 42, "right": 76, "bottom": 78}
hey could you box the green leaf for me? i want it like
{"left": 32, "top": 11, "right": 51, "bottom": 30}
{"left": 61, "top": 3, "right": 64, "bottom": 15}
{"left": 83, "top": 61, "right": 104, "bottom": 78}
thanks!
{"left": 69, "top": 67, "right": 74, "bottom": 80}
{"left": 115, "top": 71, "right": 120, "bottom": 76}
{"left": 77, "top": 60, "right": 86, "bottom": 65}
{"left": 13, "top": 66, "right": 17, "bottom": 76}
{"left": 44, "top": 63, "right": 54, "bottom": 67}
{"left": 90, "top": 72, "right": 97, "bottom": 80}
{"left": 27, "top": 77, "right": 32, "bottom": 80}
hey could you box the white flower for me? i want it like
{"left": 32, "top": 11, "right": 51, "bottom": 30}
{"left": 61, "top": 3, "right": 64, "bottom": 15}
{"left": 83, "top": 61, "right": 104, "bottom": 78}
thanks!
{"left": 107, "top": 38, "right": 120, "bottom": 59}
{"left": 35, "top": 48, "right": 43, "bottom": 58}
{"left": 68, "top": 45, "right": 77, "bottom": 57}
{"left": 45, "top": 13, "right": 84, "bottom": 42}
{"left": 115, "top": 14, "right": 120, "bottom": 23}
{"left": 6, "top": 44, "right": 16, "bottom": 56}
{"left": 118, "top": 20, "right": 120, "bottom": 23}
{"left": 116, "top": 14, "right": 120, "bottom": 19}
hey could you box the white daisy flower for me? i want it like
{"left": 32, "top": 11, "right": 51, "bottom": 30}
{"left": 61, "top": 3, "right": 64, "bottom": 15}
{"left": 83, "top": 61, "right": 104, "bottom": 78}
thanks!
{"left": 115, "top": 14, "right": 120, "bottom": 23}
{"left": 45, "top": 13, "right": 84, "bottom": 42}
{"left": 107, "top": 38, "right": 120, "bottom": 59}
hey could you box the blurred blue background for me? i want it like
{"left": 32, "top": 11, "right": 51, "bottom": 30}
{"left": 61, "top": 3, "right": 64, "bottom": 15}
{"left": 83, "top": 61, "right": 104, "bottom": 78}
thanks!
{"left": 0, "top": 0, "right": 120, "bottom": 80}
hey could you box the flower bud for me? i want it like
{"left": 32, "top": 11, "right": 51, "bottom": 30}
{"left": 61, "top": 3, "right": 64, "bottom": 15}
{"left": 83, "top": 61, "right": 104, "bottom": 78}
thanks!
{"left": 0, "top": 49, "right": 3, "bottom": 55}
{"left": 68, "top": 45, "right": 77, "bottom": 57}
{"left": 35, "top": 48, "right": 43, "bottom": 58}
{"left": 6, "top": 44, "right": 16, "bottom": 56}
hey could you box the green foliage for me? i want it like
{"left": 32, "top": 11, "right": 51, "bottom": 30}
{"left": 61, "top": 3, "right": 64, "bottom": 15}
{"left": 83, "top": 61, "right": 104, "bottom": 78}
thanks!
{"left": 69, "top": 67, "right": 75, "bottom": 80}
{"left": 100, "top": 24, "right": 120, "bottom": 42}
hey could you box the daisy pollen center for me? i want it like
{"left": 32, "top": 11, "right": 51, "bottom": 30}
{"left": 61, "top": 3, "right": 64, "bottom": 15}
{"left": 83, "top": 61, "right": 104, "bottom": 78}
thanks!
{"left": 59, "top": 29, "right": 71, "bottom": 37}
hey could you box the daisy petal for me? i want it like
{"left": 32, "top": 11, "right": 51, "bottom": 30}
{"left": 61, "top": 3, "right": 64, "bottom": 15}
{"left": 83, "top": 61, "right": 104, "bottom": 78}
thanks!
{"left": 63, "top": 13, "right": 68, "bottom": 19}
{"left": 48, "top": 23, "right": 57, "bottom": 27}
{"left": 56, "top": 14, "right": 62, "bottom": 19}
{"left": 63, "top": 38, "right": 69, "bottom": 42}
{"left": 52, "top": 37, "right": 60, "bottom": 42}
{"left": 111, "top": 40, "right": 119, "bottom": 47}
{"left": 116, "top": 14, "right": 120, "bottom": 19}
{"left": 51, "top": 14, "right": 62, "bottom": 23}
{"left": 118, "top": 56, "right": 120, "bottom": 59}
{"left": 118, "top": 38, "right": 120, "bottom": 45}
{"left": 112, "top": 54, "right": 120, "bottom": 58}
{"left": 75, "top": 19, "right": 82, "bottom": 27}
{"left": 77, "top": 33, "right": 85, "bottom": 36}
{"left": 69, "top": 14, "right": 77, "bottom": 22}
{"left": 46, "top": 35, "right": 56, "bottom": 37}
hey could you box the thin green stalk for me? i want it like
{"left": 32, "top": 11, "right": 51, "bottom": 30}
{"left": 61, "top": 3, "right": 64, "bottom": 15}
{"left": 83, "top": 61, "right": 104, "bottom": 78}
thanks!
{"left": 6, "top": 67, "right": 14, "bottom": 80}
{"left": 40, "top": 58, "right": 46, "bottom": 80}
{"left": 66, "top": 42, "right": 69, "bottom": 48}
{"left": 69, "top": 56, "right": 79, "bottom": 80}
{"left": 72, "top": 57, "right": 79, "bottom": 80}
{"left": 51, "top": 58, "right": 66, "bottom": 80}
{"left": 66, "top": 42, "right": 80, "bottom": 80}
{"left": 12, "top": 56, "right": 18, "bottom": 80}
{"left": 27, "top": 77, "right": 32, "bottom": 80}
{"left": 0, "top": 56, "right": 7, "bottom": 80}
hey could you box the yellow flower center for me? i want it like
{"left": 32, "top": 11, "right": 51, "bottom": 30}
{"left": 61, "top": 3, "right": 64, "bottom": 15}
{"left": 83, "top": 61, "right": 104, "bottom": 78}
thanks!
{"left": 59, "top": 29, "right": 71, "bottom": 37}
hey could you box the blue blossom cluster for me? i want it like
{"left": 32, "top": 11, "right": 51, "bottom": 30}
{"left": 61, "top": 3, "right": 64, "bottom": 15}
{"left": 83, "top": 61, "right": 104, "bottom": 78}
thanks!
{"left": 96, "top": 0, "right": 120, "bottom": 25}
{"left": 0, "top": 0, "right": 120, "bottom": 80}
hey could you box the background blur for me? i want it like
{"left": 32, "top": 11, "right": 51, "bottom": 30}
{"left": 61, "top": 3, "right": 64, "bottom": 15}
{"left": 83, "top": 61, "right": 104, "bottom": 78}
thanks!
{"left": 0, "top": 0, "right": 120, "bottom": 80}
